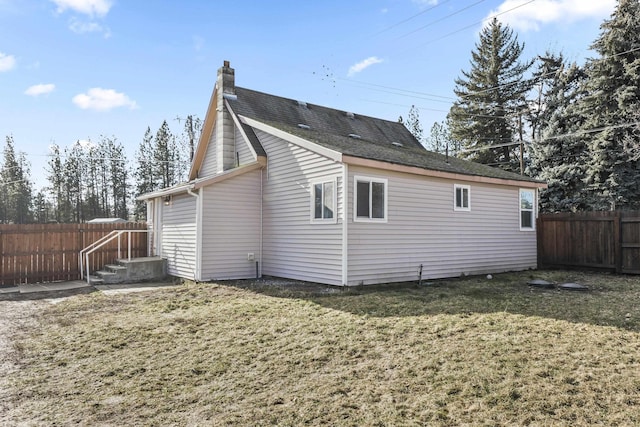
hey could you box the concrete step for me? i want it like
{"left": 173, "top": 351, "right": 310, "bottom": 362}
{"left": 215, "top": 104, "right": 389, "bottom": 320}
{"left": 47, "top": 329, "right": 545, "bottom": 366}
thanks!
{"left": 115, "top": 257, "right": 166, "bottom": 282}
{"left": 88, "top": 275, "right": 104, "bottom": 285}
{"left": 88, "top": 257, "right": 166, "bottom": 285}
{"left": 96, "top": 270, "right": 125, "bottom": 284}
{"left": 105, "top": 264, "right": 128, "bottom": 273}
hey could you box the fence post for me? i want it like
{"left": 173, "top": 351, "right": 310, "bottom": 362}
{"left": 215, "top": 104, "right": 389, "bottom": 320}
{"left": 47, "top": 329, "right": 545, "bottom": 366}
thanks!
{"left": 614, "top": 211, "right": 622, "bottom": 273}
{"left": 536, "top": 216, "right": 543, "bottom": 268}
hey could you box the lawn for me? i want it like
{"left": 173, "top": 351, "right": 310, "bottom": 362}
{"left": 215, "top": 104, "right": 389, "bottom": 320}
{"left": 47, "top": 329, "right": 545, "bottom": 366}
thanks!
{"left": 3, "top": 270, "right": 640, "bottom": 426}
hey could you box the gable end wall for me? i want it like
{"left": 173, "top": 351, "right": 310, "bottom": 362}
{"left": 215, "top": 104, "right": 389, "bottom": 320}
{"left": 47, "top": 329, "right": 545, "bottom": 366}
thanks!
{"left": 258, "top": 129, "right": 344, "bottom": 285}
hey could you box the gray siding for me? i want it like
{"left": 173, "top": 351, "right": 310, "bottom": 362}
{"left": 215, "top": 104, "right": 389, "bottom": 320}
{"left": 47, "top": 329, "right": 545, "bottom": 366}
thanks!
{"left": 161, "top": 193, "right": 197, "bottom": 279}
{"left": 235, "top": 126, "right": 255, "bottom": 166}
{"left": 347, "top": 166, "right": 537, "bottom": 285}
{"left": 200, "top": 169, "right": 262, "bottom": 280}
{"left": 258, "top": 130, "right": 344, "bottom": 285}
{"left": 199, "top": 121, "right": 218, "bottom": 177}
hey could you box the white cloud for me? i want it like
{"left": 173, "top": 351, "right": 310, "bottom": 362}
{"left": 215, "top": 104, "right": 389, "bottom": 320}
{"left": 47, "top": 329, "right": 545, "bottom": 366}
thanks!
{"left": 488, "top": 0, "right": 616, "bottom": 32}
{"left": 0, "top": 52, "right": 16, "bottom": 72}
{"left": 347, "top": 56, "right": 384, "bottom": 77}
{"left": 412, "top": 0, "right": 438, "bottom": 6}
{"left": 25, "top": 83, "right": 56, "bottom": 96}
{"left": 50, "top": 0, "right": 112, "bottom": 17}
{"left": 72, "top": 88, "right": 138, "bottom": 111}
{"left": 193, "top": 35, "right": 205, "bottom": 51}
{"left": 69, "top": 17, "right": 111, "bottom": 37}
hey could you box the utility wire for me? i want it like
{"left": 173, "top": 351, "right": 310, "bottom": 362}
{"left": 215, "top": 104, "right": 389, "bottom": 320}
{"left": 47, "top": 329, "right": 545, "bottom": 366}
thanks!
{"left": 370, "top": 0, "right": 453, "bottom": 37}
{"left": 396, "top": 0, "right": 488, "bottom": 40}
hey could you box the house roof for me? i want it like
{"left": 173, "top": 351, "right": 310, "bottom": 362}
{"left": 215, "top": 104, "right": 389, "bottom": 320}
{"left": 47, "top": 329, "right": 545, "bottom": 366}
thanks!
{"left": 227, "top": 87, "right": 543, "bottom": 184}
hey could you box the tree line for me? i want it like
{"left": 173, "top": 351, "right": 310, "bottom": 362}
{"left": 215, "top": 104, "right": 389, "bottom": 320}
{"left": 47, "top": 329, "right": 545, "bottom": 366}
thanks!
{"left": 406, "top": 0, "right": 640, "bottom": 212}
{"left": 0, "top": 116, "right": 201, "bottom": 224}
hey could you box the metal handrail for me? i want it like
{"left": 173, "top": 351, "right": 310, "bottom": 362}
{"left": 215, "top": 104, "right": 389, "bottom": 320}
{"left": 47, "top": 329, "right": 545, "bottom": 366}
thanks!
{"left": 79, "top": 230, "right": 149, "bottom": 283}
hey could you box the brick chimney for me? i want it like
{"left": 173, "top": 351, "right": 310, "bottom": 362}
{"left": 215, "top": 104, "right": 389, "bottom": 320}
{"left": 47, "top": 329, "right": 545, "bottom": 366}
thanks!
{"left": 216, "top": 60, "right": 236, "bottom": 172}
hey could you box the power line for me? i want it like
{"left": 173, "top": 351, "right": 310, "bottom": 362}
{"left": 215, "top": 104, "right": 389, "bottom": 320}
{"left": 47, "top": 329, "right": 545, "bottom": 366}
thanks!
{"left": 400, "top": 0, "right": 537, "bottom": 53}
{"left": 371, "top": 0, "right": 453, "bottom": 37}
{"left": 396, "top": 0, "right": 488, "bottom": 40}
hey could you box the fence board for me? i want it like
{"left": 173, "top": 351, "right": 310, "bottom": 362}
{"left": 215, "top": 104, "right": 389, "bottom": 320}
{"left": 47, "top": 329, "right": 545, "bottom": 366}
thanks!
{"left": 0, "top": 222, "right": 147, "bottom": 286}
{"left": 537, "top": 211, "right": 640, "bottom": 274}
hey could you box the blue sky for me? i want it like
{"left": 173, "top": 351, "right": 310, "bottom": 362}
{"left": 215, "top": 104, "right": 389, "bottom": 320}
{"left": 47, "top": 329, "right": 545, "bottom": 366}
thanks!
{"left": 0, "top": 0, "right": 616, "bottom": 191}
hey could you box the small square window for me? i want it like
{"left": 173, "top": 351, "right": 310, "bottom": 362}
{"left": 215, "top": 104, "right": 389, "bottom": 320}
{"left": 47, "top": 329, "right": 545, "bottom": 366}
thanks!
{"left": 454, "top": 184, "right": 470, "bottom": 211}
{"left": 311, "top": 180, "right": 336, "bottom": 222}
{"left": 354, "top": 176, "right": 387, "bottom": 222}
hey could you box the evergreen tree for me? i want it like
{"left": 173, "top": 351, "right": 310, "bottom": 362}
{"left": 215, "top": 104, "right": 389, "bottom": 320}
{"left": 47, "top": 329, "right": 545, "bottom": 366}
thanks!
{"left": 529, "top": 52, "right": 567, "bottom": 143}
{"left": 154, "top": 120, "right": 175, "bottom": 189}
{"left": 1, "top": 136, "right": 33, "bottom": 223}
{"left": 530, "top": 62, "right": 589, "bottom": 212}
{"left": 449, "top": 17, "right": 533, "bottom": 172}
{"left": 183, "top": 115, "right": 202, "bottom": 163}
{"left": 581, "top": 0, "right": 640, "bottom": 210}
{"left": 84, "top": 143, "right": 102, "bottom": 219}
{"left": 134, "top": 127, "right": 157, "bottom": 220}
{"left": 33, "top": 190, "right": 52, "bottom": 223}
{"left": 63, "top": 142, "right": 86, "bottom": 222}
{"left": 47, "top": 143, "right": 66, "bottom": 222}
{"left": 404, "top": 105, "right": 424, "bottom": 145}
{"left": 425, "top": 121, "right": 454, "bottom": 154}
{"left": 102, "top": 136, "right": 129, "bottom": 219}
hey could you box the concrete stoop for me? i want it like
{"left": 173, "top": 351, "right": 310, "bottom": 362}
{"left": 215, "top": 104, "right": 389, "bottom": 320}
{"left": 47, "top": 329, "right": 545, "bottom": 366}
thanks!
{"left": 89, "top": 257, "right": 166, "bottom": 285}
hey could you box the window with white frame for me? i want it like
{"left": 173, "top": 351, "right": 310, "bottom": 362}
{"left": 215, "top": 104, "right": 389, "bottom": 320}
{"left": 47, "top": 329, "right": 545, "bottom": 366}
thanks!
{"left": 520, "top": 189, "right": 535, "bottom": 230}
{"left": 354, "top": 176, "right": 387, "bottom": 221}
{"left": 311, "top": 180, "right": 336, "bottom": 222}
{"left": 454, "top": 184, "right": 470, "bottom": 211}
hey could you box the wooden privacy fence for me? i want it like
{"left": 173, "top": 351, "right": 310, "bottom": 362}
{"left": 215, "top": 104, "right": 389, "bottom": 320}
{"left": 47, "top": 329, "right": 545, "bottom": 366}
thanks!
{"left": 537, "top": 211, "right": 640, "bottom": 274}
{"left": 0, "top": 222, "right": 148, "bottom": 286}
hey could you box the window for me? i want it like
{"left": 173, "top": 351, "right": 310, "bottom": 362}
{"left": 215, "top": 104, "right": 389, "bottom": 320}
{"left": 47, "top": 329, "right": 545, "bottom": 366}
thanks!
{"left": 354, "top": 176, "right": 387, "bottom": 222}
{"left": 454, "top": 184, "right": 470, "bottom": 211}
{"left": 311, "top": 180, "right": 336, "bottom": 222}
{"left": 520, "top": 189, "right": 535, "bottom": 230}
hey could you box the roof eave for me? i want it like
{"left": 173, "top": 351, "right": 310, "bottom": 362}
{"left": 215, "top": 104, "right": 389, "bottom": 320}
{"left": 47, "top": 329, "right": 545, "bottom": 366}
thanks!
{"left": 343, "top": 155, "right": 547, "bottom": 188}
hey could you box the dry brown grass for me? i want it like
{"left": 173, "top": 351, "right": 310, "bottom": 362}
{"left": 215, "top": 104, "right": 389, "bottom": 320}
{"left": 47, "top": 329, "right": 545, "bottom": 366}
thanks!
{"left": 4, "top": 270, "right": 640, "bottom": 426}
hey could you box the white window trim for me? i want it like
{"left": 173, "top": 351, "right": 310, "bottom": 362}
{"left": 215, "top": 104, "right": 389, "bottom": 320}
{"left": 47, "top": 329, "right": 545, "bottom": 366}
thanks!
{"left": 353, "top": 175, "right": 388, "bottom": 223}
{"left": 454, "top": 184, "right": 471, "bottom": 211}
{"left": 519, "top": 188, "right": 536, "bottom": 231}
{"left": 310, "top": 178, "right": 338, "bottom": 224}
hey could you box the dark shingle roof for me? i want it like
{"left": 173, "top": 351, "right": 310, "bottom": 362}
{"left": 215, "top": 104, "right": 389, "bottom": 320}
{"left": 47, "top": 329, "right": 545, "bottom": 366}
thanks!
{"left": 227, "top": 87, "right": 542, "bottom": 183}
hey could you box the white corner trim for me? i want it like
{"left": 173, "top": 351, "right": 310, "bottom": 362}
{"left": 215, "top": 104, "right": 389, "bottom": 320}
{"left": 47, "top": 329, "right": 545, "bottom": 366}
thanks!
{"left": 225, "top": 100, "right": 259, "bottom": 160}
{"left": 342, "top": 164, "right": 349, "bottom": 286}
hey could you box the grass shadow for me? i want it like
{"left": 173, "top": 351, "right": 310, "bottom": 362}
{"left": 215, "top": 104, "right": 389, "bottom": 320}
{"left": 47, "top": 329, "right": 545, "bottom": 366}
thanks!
{"left": 221, "top": 270, "right": 640, "bottom": 331}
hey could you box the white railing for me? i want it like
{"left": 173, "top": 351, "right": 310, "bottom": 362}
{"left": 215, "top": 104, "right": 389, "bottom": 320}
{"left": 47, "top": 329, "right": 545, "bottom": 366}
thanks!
{"left": 79, "top": 230, "right": 149, "bottom": 283}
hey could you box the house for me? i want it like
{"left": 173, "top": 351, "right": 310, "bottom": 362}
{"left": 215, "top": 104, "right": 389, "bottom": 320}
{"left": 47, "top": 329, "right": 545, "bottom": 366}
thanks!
{"left": 138, "top": 61, "right": 546, "bottom": 286}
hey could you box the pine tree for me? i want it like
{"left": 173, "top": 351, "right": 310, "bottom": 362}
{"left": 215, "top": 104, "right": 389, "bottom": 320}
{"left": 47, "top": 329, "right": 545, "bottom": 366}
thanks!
{"left": 425, "top": 121, "right": 454, "bottom": 154}
{"left": 154, "top": 120, "right": 175, "bottom": 189}
{"left": 102, "top": 136, "right": 129, "bottom": 219}
{"left": 449, "top": 17, "right": 533, "bottom": 172}
{"left": 1, "top": 136, "right": 33, "bottom": 223}
{"left": 134, "top": 127, "right": 157, "bottom": 220}
{"left": 63, "top": 142, "right": 86, "bottom": 222}
{"left": 530, "top": 62, "right": 589, "bottom": 212}
{"left": 84, "top": 144, "right": 102, "bottom": 219}
{"left": 33, "top": 190, "right": 51, "bottom": 223}
{"left": 529, "top": 52, "right": 566, "bottom": 143}
{"left": 404, "top": 105, "right": 424, "bottom": 145}
{"left": 581, "top": 0, "right": 640, "bottom": 210}
{"left": 47, "top": 143, "right": 66, "bottom": 222}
